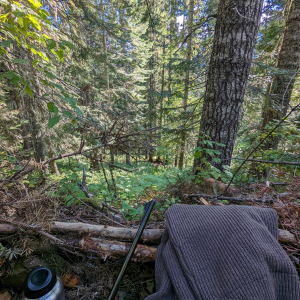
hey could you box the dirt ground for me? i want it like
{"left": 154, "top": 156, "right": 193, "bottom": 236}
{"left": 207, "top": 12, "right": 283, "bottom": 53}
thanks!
{"left": 0, "top": 177, "right": 299, "bottom": 299}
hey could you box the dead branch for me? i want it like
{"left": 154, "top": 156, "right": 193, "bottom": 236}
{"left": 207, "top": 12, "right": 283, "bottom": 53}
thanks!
{"left": 51, "top": 222, "right": 163, "bottom": 242}
{"left": 270, "top": 182, "right": 288, "bottom": 186}
{"left": 231, "top": 158, "right": 300, "bottom": 166}
{"left": 186, "top": 194, "right": 274, "bottom": 203}
{"left": 278, "top": 192, "right": 300, "bottom": 198}
{"left": 100, "top": 160, "right": 111, "bottom": 193}
{"left": 102, "top": 201, "right": 126, "bottom": 221}
{"left": 66, "top": 189, "right": 127, "bottom": 227}
{"left": 0, "top": 222, "right": 294, "bottom": 244}
{"left": 0, "top": 222, "right": 163, "bottom": 242}
{"left": 223, "top": 102, "right": 300, "bottom": 194}
{"left": 79, "top": 237, "right": 157, "bottom": 262}
{"left": 78, "top": 167, "right": 93, "bottom": 198}
{"left": 9, "top": 159, "right": 31, "bottom": 180}
{"left": 4, "top": 143, "right": 106, "bottom": 181}
{"left": 0, "top": 218, "right": 64, "bottom": 244}
{"left": 82, "top": 154, "right": 138, "bottom": 172}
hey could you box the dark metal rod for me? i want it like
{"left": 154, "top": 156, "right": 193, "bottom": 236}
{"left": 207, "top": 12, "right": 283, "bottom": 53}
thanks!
{"left": 108, "top": 199, "right": 156, "bottom": 300}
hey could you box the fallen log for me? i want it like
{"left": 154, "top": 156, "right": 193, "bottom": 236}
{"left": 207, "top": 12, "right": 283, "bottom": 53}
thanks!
{"left": 278, "top": 192, "right": 300, "bottom": 198}
{"left": 186, "top": 194, "right": 274, "bottom": 203}
{"left": 51, "top": 222, "right": 163, "bottom": 242}
{"left": 0, "top": 222, "right": 295, "bottom": 244}
{"left": 79, "top": 237, "right": 157, "bottom": 262}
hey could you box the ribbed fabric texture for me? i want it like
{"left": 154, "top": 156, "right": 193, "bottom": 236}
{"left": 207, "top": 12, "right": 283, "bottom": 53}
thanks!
{"left": 145, "top": 205, "right": 300, "bottom": 300}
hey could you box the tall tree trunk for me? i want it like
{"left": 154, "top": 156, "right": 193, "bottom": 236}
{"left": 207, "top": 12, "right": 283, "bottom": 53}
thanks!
{"left": 15, "top": 93, "right": 31, "bottom": 152}
{"left": 261, "top": 0, "right": 300, "bottom": 149}
{"left": 179, "top": 0, "right": 194, "bottom": 170}
{"left": 101, "top": 0, "right": 109, "bottom": 99}
{"left": 27, "top": 53, "right": 48, "bottom": 173}
{"left": 27, "top": 102, "right": 46, "bottom": 164}
{"left": 159, "top": 39, "right": 166, "bottom": 129}
{"left": 193, "top": 0, "right": 263, "bottom": 173}
{"left": 148, "top": 38, "right": 155, "bottom": 162}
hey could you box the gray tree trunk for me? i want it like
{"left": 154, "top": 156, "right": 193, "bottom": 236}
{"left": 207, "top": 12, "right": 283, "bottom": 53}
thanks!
{"left": 193, "top": 0, "right": 263, "bottom": 173}
{"left": 179, "top": 0, "right": 194, "bottom": 170}
{"left": 261, "top": 0, "right": 300, "bottom": 149}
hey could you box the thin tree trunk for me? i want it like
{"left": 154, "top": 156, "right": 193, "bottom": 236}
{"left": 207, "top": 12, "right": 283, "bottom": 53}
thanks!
{"left": 148, "top": 44, "right": 155, "bottom": 162}
{"left": 160, "top": 39, "right": 166, "bottom": 128}
{"left": 27, "top": 53, "right": 48, "bottom": 173}
{"left": 193, "top": 0, "right": 264, "bottom": 173}
{"left": 110, "top": 147, "right": 115, "bottom": 165}
{"left": 90, "top": 148, "right": 100, "bottom": 171}
{"left": 15, "top": 93, "right": 31, "bottom": 151}
{"left": 125, "top": 128, "right": 131, "bottom": 166}
{"left": 48, "top": 149, "right": 60, "bottom": 175}
{"left": 101, "top": 0, "right": 109, "bottom": 99}
{"left": 179, "top": 0, "right": 194, "bottom": 170}
{"left": 261, "top": 0, "right": 300, "bottom": 149}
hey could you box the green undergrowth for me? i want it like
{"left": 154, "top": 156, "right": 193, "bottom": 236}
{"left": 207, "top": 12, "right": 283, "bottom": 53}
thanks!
{"left": 49, "top": 157, "right": 186, "bottom": 220}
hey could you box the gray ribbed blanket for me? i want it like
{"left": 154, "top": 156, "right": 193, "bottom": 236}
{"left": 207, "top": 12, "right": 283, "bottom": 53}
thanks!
{"left": 145, "top": 205, "right": 300, "bottom": 300}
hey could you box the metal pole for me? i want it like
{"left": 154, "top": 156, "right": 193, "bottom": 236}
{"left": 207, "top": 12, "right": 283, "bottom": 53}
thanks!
{"left": 108, "top": 200, "right": 156, "bottom": 300}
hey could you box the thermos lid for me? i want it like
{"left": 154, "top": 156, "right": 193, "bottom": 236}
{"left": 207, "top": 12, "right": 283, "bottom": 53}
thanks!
{"left": 23, "top": 267, "right": 57, "bottom": 299}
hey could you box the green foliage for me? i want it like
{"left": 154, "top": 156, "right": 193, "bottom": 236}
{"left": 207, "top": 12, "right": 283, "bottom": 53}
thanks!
{"left": 193, "top": 135, "right": 232, "bottom": 184}
{"left": 52, "top": 158, "right": 185, "bottom": 220}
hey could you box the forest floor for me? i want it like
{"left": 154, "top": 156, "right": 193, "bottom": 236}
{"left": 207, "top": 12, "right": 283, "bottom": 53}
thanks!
{"left": 0, "top": 165, "right": 300, "bottom": 300}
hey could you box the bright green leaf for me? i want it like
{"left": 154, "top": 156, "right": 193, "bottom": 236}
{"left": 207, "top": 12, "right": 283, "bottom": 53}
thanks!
{"left": 27, "top": 14, "right": 41, "bottom": 31}
{"left": 55, "top": 49, "right": 64, "bottom": 62}
{"left": 32, "top": 59, "right": 39, "bottom": 67}
{"left": 47, "top": 102, "right": 58, "bottom": 115}
{"left": 25, "top": 86, "right": 33, "bottom": 97}
{"left": 27, "top": 0, "right": 42, "bottom": 8}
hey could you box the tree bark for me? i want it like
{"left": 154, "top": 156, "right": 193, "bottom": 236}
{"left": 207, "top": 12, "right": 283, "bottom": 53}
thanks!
{"left": 90, "top": 148, "right": 100, "bottom": 171}
{"left": 0, "top": 222, "right": 164, "bottom": 242}
{"left": 48, "top": 149, "right": 60, "bottom": 175}
{"left": 193, "top": 0, "right": 264, "bottom": 173}
{"left": 101, "top": 0, "right": 109, "bottom": 99}
{"left": 261, "top": 0, "right": 300, "bottom": 149}
{"left": 110, "top": 146, "right": 115, "bottom": 165}
{"left": 0, "top": 223, "right": 294, "bottom": 244}
{"left": 179, "top": 0, "right": 194, "bottom": 170}
{"left": 126, "top": 118, "right": 131, "bottom": 165}
{"left": 79, "top": 237, "right": 157, "bottom": 262}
